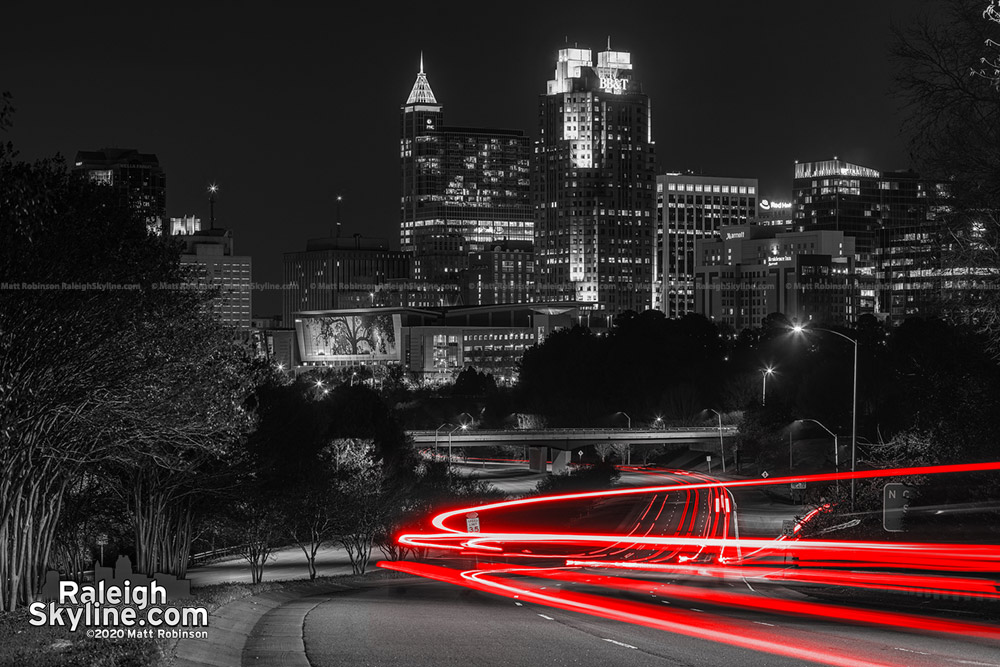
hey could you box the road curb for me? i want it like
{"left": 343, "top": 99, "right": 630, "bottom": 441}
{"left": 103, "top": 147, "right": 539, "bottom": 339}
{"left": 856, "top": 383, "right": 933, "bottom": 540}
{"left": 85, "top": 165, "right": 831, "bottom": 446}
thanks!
{"left": 172, "top": 581, "right": 348, "bottom": 667}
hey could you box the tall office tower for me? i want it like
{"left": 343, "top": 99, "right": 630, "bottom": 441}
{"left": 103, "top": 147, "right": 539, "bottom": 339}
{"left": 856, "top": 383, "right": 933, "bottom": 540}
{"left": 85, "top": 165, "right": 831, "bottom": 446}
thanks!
{"left": 873, "top": 173, "right": 950, "bottom": 323}
{"left": 178, "top": 228, "right": 252, "bottom": 331}
{"left": 793, "top": 158, "right": 944, "bottom": 320}
{"left": 282, "top": 237, "right": 411, "bottom": 327}
{"left": 400, "top": 56, "right": 532, "bottom": 288}
{"left": 74, "top": 148, "right": 167, "bottom": 235}
{"left": 655, "top": 173, "right": 757, "bottom": 315}
{"left": 533, "top": 45, "right": 656, "bottom": 327}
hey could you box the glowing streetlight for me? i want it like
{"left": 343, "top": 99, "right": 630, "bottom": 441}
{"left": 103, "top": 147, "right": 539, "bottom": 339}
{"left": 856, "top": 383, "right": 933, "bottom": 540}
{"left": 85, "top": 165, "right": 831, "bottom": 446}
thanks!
{"left": 761, "top": 366, "right": 775, "bottom": 405}
{"left": 351, "top": 371, "right": 358, "bottom": 387}
{"left": 792, "top": 324, "right": 858, "bottom": 508}
{"left": 708, "top": 409, "right": 726, "bottom": 474}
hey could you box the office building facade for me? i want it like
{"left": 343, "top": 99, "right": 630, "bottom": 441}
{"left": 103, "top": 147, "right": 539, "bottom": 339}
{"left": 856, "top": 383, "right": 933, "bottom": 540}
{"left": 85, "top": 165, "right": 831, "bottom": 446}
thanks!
{"left": 533, "top": 45, "right": 656, "bottom": 326}
{"left": 178, "top": 228, "right": 252, "bottom": 330}
{"left": 694, "top": 225, "right": 856, "bottom": 330}
{"left": 655, "top": 173, "right": 757, "bottom": 315}
{"left": 283, "top": 237, "right": 411, "bottom": 327}
{"left": 793, "top": 158, "right": 948, "bottom": 321}
{"left": 400, "top": 58, "right": 532, "bottom": 286}
{"left": 462, "top": 240, "right": 534, "bottom": 306}
{"left": 290, "top": 303, "right": 577, "bottom": 384}
{"left": 74, "top": 148, "right": 167, "bottom": 236}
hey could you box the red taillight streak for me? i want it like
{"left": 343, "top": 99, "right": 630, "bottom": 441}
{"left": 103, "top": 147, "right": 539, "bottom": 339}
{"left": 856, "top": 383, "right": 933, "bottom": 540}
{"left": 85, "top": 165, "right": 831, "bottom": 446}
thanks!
{"left": 540, "top": 569, "right": 1000, "bottom": 641}
{"left": 377, "top": 560, "right": 898, "bottom": 667}
{"left": 564, "top": 559, "right": 1000, "bottom": 598}
{"left": 400, "top": 532, "right": 1000, "bottom": 574}
{"left": 430, "top": 461, "right": 1000, "bottom": 534}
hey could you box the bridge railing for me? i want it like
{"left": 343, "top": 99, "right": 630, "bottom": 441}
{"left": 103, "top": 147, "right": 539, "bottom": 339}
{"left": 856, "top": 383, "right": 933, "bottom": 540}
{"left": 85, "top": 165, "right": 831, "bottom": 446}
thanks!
{"left": 407, "top": 426, "right": 737, "bottom": 436}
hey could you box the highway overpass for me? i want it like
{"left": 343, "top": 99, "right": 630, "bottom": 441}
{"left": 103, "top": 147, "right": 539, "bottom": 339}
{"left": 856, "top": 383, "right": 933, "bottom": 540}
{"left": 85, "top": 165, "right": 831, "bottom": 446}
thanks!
{"left": 408, "top": 427, "right": 738, "bottom": 473}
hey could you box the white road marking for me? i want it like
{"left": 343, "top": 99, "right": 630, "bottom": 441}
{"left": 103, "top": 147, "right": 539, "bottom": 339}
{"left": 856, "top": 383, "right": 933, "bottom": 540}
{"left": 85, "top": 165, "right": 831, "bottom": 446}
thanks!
{"left": 753, "top": 621, "right": 775, "bottom": 627}
{"left": 894, "top": 648, "right": 931, "bottom": 656}
{"left": 690, "top": 608, "right": 704, "bottom": 612}
{"left": 538, "top": 613, "right": 554, "bottom": 620}
{"left": 602, "top": 638, "right": 638, "bottom": 649}
{"left": 514, "top": 602, "right": 523, "bottom": 606}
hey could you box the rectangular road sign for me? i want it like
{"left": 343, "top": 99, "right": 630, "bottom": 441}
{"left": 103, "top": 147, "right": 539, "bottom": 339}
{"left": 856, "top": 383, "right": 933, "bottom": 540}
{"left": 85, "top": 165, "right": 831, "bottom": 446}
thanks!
{"left": 884, "top": 483, "right": 915, "bottom": 532}
{"left": 466, "top": 512, "right": 480, "bottom": 533}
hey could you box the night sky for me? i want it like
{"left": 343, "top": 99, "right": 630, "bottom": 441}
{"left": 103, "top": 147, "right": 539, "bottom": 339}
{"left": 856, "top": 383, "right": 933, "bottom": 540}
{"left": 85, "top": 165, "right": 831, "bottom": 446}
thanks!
{"left": 4, "top": 1, "right": 933, "bottom": 316}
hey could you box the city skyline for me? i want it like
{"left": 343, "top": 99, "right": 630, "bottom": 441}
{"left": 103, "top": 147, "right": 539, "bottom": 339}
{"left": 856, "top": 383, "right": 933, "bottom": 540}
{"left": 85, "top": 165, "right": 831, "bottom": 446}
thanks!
{"left": 4, "top": 0, "right": 932, "bottom": 316}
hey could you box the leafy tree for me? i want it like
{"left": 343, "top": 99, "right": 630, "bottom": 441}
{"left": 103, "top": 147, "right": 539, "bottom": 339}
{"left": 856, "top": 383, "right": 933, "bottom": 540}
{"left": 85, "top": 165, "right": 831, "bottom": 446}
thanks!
{"left": 534, "top": 461, "right": 620, "bottom": 495}
{"left": 892, "top": 0, "right": 1000, "bottom": 355}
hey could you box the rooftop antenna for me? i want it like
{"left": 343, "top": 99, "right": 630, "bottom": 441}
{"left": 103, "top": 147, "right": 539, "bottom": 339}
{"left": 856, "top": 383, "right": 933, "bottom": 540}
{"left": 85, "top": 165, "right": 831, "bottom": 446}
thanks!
{"left": 607, "top": 35, "right": 611, "bottom": 50}
{"left": 419, "top": 51, "right": 424, "bottom": 74}
{"left": 207, "top": 184, "right": 219, "bottom": 229}
{"left": 334, "top": 195, "right": 343, "bottom": 238}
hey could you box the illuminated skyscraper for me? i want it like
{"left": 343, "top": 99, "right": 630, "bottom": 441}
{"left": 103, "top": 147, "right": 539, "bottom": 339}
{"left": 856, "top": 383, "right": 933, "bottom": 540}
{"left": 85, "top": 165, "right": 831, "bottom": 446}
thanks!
{"left": 400, "top": 56, "right": 532, "bottom": 289}
{"left": 793, "top": 158, "right": 946, "bottom": 320}
{"left": 655, "top": 173, "right": 757, "bottom": 316}
{"left": 533, "top": 45, "right": 656, "bottom": 326}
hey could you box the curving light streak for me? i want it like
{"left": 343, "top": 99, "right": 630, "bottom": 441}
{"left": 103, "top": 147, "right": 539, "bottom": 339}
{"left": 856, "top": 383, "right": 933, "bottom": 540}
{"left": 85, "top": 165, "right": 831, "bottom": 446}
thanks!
{"left": 379, "top": 560, "right": 909, "bottom": 667}
{"left": 428, "top": 461, "right": 1000, "bottom": 534}
{"left": 538, "top": 568, "right": 1000, "bottom": 641}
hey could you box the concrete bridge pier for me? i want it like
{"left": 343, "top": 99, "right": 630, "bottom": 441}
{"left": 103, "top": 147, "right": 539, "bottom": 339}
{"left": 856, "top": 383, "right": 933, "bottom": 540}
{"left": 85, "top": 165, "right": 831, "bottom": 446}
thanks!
{"left": 551, "top": 449, "right": 571, "bottom": 474}
{"left": 528, "top": 446, "right": 547, "bottom": 473}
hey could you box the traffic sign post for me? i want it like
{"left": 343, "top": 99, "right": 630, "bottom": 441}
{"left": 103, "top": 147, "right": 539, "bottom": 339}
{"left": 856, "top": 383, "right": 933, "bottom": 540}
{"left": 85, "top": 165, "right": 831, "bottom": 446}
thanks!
{"left": 883, "top": 483, "right": 915, "bottom": 532}
{"left": 790, "top": 482, "right": 806, "bottom": 503}
{"left": 465, "top": 512, "right": 481, "bottom": 568}
{"left": 96, "top": 533, "right": 108, "bottom": 565}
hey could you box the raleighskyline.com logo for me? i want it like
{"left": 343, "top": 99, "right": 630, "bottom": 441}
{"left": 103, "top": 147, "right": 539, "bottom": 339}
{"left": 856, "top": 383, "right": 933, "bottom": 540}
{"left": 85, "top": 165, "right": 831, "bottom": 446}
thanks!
{"left": 29, "top": 556, "right": 208, "bottom": 639}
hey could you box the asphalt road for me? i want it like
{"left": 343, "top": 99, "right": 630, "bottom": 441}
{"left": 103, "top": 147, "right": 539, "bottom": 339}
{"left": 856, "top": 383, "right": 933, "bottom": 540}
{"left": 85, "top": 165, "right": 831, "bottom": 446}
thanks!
{"left": 302, "top": 575, "right": 1000, "bottom": 667}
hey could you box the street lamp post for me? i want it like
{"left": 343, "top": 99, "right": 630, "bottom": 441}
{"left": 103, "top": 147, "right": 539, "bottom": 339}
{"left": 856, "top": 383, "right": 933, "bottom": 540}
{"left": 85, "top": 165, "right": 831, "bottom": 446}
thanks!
{"left": 434, "top": 423, "right": 453, "bottom": 459}
{"left": 709, "top": 409, "right": 726, "bottom": 474}
{"left": 617, "top": 412, "right": 631, "bottom": 465}
{"left": 761, "top": 366, "right": 775, "bottom": 406}
{"left": 448, "top": 425, "right": 465, "bottom": 468}
{"left": 796, "top": 418, "right": 839, "bottom": 490}
{"left": 793, "top": 325, "right": 858, "bottom": 508}
{"left": 351, "top": 371, "right": 358, "bottom": 386}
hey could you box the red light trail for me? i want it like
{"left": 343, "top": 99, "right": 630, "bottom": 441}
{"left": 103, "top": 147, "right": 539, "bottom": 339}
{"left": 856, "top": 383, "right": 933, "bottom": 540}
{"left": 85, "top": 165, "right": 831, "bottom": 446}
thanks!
{"left": 388, "top": 461, "right": 1000, "bottom": 662}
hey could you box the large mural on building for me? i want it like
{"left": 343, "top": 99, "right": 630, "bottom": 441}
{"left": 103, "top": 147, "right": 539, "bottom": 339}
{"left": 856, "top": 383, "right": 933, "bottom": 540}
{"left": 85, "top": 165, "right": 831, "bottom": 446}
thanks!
{"left": 297, "top": 313, "right": 401, "bottom": 362}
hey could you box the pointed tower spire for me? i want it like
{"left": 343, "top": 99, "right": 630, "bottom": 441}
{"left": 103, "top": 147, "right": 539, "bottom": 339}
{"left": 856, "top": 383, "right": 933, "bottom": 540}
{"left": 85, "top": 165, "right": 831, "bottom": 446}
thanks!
{"left": 406, "top": 52, "right": 438, "bottom": 105}
{"left": 607, "top": 35, "right": 611, "bottom": 50}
